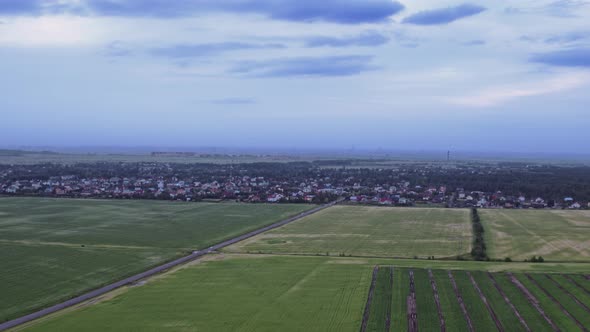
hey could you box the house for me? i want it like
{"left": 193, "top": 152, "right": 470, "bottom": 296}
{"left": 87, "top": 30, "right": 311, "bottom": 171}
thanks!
{"left": 570, "top": 202, "right": 581, "bottom": 209}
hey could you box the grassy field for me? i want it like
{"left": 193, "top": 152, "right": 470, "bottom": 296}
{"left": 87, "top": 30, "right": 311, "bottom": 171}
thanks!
{"left": 225, "top": 206, "right": 472, "bottom": 258}
{"left": 16, "top": 254, "right": 590, "bottom": 332}
{"left": 21, "top": 255, "right": 371, "bottom": 332}
{"left": 0, "top": 198, "right": 311, "bottom": 322}
{"left": 480, "top": 209, "right": 590, "bottom": 262}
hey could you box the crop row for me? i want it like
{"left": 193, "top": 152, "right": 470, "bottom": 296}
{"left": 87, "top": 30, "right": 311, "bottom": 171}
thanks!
{"left": 362, "top": 267, "right": 590, "bottom": 332}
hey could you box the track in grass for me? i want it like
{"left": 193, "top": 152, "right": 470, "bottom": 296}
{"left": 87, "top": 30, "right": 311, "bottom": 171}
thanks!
{"left": 562, "top": 275, "right": 590, "bottom": 296}
{"left": 466, "top": 272, "right": 504, "bottom": 331}
{"left": 487, "top": 272, "right": 531, "bottom": 332}
{"left": 360, "top": 267, "right": 379, "bottom": 332}
{"left": 412, "top": 269, "right": 442, "bottom": 332}
{"left": 364, "top": 266, "right": 394, "bottom": 332}
{"left": 431, "top": 270, "right": 470, "bottom": 332}
{"left": 545, "top": 275, "right": 590, "bottom": 314}
{"left": 448, "top": 271, "right": 475, "bottom": 332}
{"left": 407, "top": 270, "right": 419, "bottom": 332}
{"left": 428, "top": 269, "right": 446, "bottom": 332}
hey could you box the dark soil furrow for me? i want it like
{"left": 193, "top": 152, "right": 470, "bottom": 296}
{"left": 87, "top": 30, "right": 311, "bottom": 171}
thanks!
{"left": 428, "top": 269, "right": 446, "bottom": 332}
{"left": 408, "top": 270, "right": 418, "bottom": 332}
{"left": 524, "top": 274, "right": 588, "bottom": 332}
{"left": 546, "top": 274, "right": 590, "bottom": 314}
{"left": 360, "top": 266, "right": 379, "bottom": 332}
{"left": 488, "top": 272, "right": 531, "bottom": 332}
{"left": 448, "top": 271, "right": 475, "bottom": 332}
{"left": 508, "top": 273, "right": 560, "bottom": 332}
{"left": 467, "top": 272, "right": 504, "bottom": 331}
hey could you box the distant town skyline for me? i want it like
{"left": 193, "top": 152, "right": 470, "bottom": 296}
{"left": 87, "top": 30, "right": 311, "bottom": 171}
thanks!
{"left": 1, "top": 0, "right": 589, "bottom": 153}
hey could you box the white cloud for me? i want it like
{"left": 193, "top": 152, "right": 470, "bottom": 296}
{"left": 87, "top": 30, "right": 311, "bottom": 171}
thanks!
{"left": 0, "top": 16, "right": 106, "bottom": 46}
{"left": 446, "top": 70, "right": 590, "bottom": 107}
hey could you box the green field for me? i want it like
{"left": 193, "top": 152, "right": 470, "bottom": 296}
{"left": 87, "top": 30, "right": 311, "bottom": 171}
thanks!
{"left": 0, "top": 198, "right": 311, "bottom": 322}
{"left": 225, "top": 206, "right": 472, "bottom": 258}
{"left": 480, "top": 209, "right": 590, "bottom": 262}
{"left": 21, "top": 255, "right": 371, "bottom": 332}
{"left": 15, "top": 254, "right": 590, "bottom": 332}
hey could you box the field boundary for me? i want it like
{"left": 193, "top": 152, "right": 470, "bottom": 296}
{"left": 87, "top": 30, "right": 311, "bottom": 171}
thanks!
{"left": 524, "top": 274, "right": 588, "bottom": 332}
{"left": 467, "top": 271, "right": 504, "bottom": 331}
{"left": 359, "top": 266, "right": 379, "bottom": 332}
{"left": 0, "top": 200, "right": 342, "bottom": 331}
{"left": 448, "top": 270, "right": 475, "bottom": 332}
{"left": 428, "top": 269, "right": 446, "bottom": 332}
{"left": 508, "top": 273, "right": 560, "bottom": 332}
{"left": 487, "top": 272, "right": 531, "bottom": 332}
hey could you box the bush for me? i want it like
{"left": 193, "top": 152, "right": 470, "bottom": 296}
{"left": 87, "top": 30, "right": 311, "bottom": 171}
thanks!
{"left": 504, "top": 257, "right": 512, "bottom": 262}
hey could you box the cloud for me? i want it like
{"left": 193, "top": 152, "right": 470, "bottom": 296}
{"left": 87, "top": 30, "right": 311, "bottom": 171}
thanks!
{"left": 210, "top": 98, "right": 257, "bottom": 105}
{"left": 403, "top": 4, "right": 486, "bottom": 25}
{"left": 447, "top": 72, "right": 590, "bottom": 107}
{"left": 150, "top": 42, "right": 285, "bottom": 58}
{"left": 3, "top": 0, "right": 405, "bottom": 24}
{"left": 304, "top": 31, "right": 389, "bottom": 48}
{"left": 0, "top": 0, "right": 75, "bottom": 15}
{"left": 544, "top": 31, "right": 588, "bottom": 44}
{"left": 544, "top": 0, "right": 590, "bottom": 16}
{"left": 230, "top": 55, "right": 377, "bottom": 77}
{"left": 105, "top": 41, "right": 133, "bottom": 57}
{"left": 505, "top": 1, "right": 589, "bottom": 17}
{"left": 530, "top": 48, "right": 590, "bottom": 67}
{"left": 461, "top": 39, "right": 486, "bottom": 46}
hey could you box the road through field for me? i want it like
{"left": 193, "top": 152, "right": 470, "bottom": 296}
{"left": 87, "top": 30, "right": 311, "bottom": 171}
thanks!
{"left": 0, "top": 199, "right": 341, "bottom": 331}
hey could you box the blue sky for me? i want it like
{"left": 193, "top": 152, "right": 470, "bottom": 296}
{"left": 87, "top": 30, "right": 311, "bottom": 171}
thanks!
{"left": 0, "top": 0, "right": 589, "bottom": 153}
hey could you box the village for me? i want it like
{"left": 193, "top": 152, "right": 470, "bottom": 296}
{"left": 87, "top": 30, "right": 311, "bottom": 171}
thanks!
{"left": 1, "top": 161, "right": 588, "bottom": 209}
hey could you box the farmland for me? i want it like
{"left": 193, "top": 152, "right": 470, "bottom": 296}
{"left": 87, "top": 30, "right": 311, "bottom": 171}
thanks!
{"left": 21, "top": 255, "right": 371, "bottom": 332}
{"left": 10, "top": 253, "right": 590, "bottom": 331}
{"left": 0, "top": 198, "right": 311, "bottom": 322}
{"left": 480, "top": 209, "right": 590, "bottom": 261}
{"left": 225, "top": 206, "right": 472, "bottom": 258}
{"left": 363, "top": 266, "right": 590, "bottom": 332}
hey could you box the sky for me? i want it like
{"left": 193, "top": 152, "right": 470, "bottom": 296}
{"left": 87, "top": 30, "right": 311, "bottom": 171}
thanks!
{"left": 1, "top": 0, "right": 589, "bottom": 154}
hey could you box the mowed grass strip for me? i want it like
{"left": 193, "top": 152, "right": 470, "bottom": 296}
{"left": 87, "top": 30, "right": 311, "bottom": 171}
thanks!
{"left": 22, "top": 255, "right": 371, "bottom": 332}
{"left": 528, "top": 274, "right": 590, "bottom": 328}
{"left": 451, "top": 271, "right": 497, "bottom": 331}
{"left": 226, "top": 206, "right": 471, "bottom": 258}
{"left": 493, "top": 274, "right": 554, "bottom": 331}
{"left": 431, "top": 270, "right": 470, "bottom": 332}
{"left": 479, "top": 209, "right": 590, "bottom": 262}
{"left": 391, "top": 267, "right": 410, "bottom": 331}
{"left": 413, "top": 269, "right": 441, "bottom": 332}
{"left": 0, "top": 197, "right": 311, "bottom": 323}
{"left": 470, "top": 271, "right": 527, "bottom": 331}
{"left": 366, "top": 267, "right": 393, "bottom": 332}
{"left": 514, "top": 274, "right": 581, "bottom": 331}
